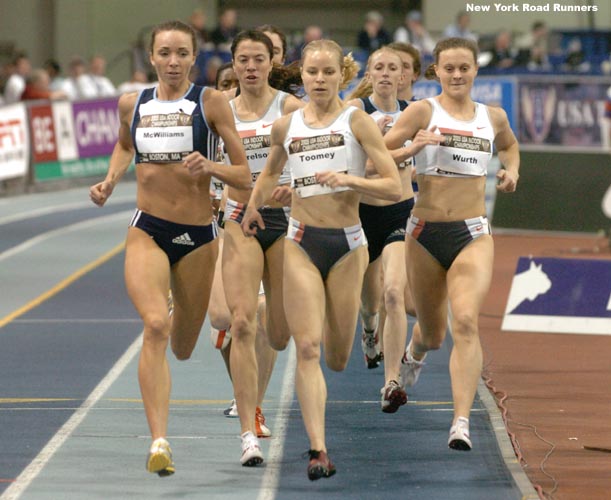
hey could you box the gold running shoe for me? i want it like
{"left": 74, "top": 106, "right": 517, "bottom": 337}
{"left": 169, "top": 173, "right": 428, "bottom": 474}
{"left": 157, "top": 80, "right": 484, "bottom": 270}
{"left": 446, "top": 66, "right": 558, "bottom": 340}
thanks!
{"left": 146, "top": 437, "right": 175, "bottom": 477}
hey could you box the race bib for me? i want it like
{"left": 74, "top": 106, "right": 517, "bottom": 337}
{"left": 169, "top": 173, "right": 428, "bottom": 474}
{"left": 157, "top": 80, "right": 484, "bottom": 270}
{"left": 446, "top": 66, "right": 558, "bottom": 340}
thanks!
{"left": 288, "top": 133, "right": 349, "bottom": 198}
{"left": 135, "top": 99, "right": 196, "bottom": 162}
{"left": 435, "top": 132, "right": 491, "bottom": 177}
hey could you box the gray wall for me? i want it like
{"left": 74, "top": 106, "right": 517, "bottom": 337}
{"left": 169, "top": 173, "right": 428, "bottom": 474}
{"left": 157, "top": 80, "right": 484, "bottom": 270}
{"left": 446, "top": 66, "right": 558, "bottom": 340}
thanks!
{"left": 492, "top": 151, "right": 611, "bottom": 233}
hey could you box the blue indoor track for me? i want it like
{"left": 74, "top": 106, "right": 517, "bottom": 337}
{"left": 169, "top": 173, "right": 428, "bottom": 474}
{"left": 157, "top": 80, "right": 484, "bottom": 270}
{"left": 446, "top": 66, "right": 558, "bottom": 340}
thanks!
{"left": 0, "top": 183, "right": 537, "bottom": 499}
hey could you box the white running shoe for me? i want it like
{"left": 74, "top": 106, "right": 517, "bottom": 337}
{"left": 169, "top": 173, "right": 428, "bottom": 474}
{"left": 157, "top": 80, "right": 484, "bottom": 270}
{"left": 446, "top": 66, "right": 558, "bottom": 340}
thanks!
{"left": 146, "top": 437, "right": 175, "bottom": 476}
{"left": 448, "top": 417, "right": 472, "bottom": 451}
{"left": 360, "top": 314, "right": 382, "bottom": 369}
{"left": 240, "top": 431, "right": 264, "bottom": 466}
{"left": 224, "top": 398, "right": 238, "bottom": 418}
{"left": 399, "top": 341, "right": 426, "bottom": 388}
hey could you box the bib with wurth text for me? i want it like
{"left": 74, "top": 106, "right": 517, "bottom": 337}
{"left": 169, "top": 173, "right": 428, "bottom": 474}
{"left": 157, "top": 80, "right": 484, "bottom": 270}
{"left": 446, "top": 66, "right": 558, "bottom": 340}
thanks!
{"left": 415, "top": 98, "right": 494, "bottom": 178}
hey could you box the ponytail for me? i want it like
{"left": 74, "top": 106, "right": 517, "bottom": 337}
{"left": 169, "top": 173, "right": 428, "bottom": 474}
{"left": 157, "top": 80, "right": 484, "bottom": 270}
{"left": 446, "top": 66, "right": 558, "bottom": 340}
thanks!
{"left": 340, "top": 52, "right": 360, "bottom": 90}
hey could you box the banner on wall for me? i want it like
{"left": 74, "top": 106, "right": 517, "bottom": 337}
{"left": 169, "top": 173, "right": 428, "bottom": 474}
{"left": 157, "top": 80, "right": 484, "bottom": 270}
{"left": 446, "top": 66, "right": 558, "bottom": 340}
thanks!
{"left": 502, "top": 257, "right": 611, "bottom": 335}
{"left": 29, "top": 97, "right": 121, "bottom": 182}
{"left": 0, "top": 103, "right": 29, "bottom": 181}
{"left": 518, "top": 77, "right": 609, "bottom": 151}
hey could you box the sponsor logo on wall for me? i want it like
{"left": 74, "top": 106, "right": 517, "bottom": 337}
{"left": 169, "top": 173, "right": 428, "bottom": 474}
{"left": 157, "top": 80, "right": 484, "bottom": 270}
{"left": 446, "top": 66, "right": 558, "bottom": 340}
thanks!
{"left": 502, "top": 257, "right": 611, "bottom": 335}
{"left": 0, "top": 103, "right": 29, "bottom": 180}
{"left": 518, "top": 77, "right": 609, "bottom": 150}
{"left": 28, "top": 97, "right": 123, "bottom": 182}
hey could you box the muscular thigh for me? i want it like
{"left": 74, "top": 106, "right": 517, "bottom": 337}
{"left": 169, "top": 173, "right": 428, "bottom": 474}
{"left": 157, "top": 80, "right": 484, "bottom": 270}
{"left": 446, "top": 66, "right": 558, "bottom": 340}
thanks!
{"left": 283, "top": 241, "right": 325, "bottom": 343}
{"left": 208, "top": 235, "right": 230, "bottom": 324}
{"left": 381, "top": 240, "right": 406, "bottom": 292}
{"left": 447, "top": 235, "right": 494, "bottom": 316}
{"left": 406, "top": 236, "right": 448, "bottom": 335}
{"left": 262, "top": 238, "right": 287, "bottom": 328}
{"left": 170, "top": 236, "right": 219, "bottom": 336}
{"left": 124, "top": 227, "right": 171, "bottom": 320}
{"left": 324, "top": 246, "right": 368, "bottom": 355}
{"left": 222, "top": 222, "right": 264, "bottom": 317}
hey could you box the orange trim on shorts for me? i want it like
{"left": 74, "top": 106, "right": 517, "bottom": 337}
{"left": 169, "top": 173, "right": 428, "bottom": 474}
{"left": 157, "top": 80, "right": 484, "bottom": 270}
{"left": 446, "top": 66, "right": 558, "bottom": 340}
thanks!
{"left": 294, "top": 222, "right": 305, "bottom": 244}
{"left": 228, "top": 201, "right": 244, "bottom": 221}
{"left": 411, "top": 219, "right": 425, "bottom": 239}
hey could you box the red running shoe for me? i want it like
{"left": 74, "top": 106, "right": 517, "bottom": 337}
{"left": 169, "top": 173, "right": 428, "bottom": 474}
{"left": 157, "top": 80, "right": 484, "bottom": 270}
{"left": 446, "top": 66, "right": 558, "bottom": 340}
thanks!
{"left": 307, "top": 450, "right": 336, "bottom": 480}
{"left": 380, "top": 380, "right": 408, "bottom": 414}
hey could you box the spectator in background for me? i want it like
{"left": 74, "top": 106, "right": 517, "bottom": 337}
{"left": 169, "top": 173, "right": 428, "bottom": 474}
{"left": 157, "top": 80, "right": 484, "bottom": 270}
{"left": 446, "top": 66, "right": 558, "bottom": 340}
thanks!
{"left": 561, "top": 38, "right": 590, "bottom": 73}
{"left": 44, "top": 59, "right": 65, "bottom": 92}
{"left": 211, "top": 8, "right": 240, "bottom": 52}
{"left": 203, "top": 55, "right": 223, "bottom": 86}
{"left": 357, "top": 11, "right": 392, "bottom": 55}
{"left": 394, "top": 11, "right": 435, "bottom": 57}
{"left": 3, "top": 52, "right": 31, "bottom": 104}
{"left": 21, "top": 68, "right": 67, "bottom": 100}
{"left": 117, "top": 69, "right": 153, "bottom": 94}
{"left": 60, "top": 56, "right": 97, "bottom": 100}
{"left": 89, "top": 55, "right": 117, "bottom": 96}
{"left": 515, "top": 21, "right": 551, "bottom": 71}
{"left": 287, "top": 25, "right": 323, "bottom": 63}
{"left": 188, "top": 8, "right": 212, "bottom": 50}
{"left": 443, "top": 10, "right": 478, "bottom": 42}
{"left": 488, "top": 30, "right": 517, "bottom": 69}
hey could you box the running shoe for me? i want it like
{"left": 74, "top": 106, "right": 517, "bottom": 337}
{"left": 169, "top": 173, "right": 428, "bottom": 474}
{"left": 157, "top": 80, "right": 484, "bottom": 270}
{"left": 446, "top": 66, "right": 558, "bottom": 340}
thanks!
{"left": 448, "top": 417, "right": 472, "bottom": 451}
{"left": 307, "top": 450, "right": 336, "bottom": 481}
{"left": 255, "top": 406, "right": 271, "bottom": 438}
{"left": 240, "top": 431, "right": 264, "bottom": 466}
{"left": 361, "top": 315, "right": 382, "bottom": 369}
{"left": 224, "top": 398, "right": 238, "bottom": 418}
{"left": 380, "top": 380, "right": 408, "bottom": 413}
{"left": 146, "top": 437, "right": 175, "bottom": 477}
{"left": 399, "top": 341, "right": 426, "bottom": 388}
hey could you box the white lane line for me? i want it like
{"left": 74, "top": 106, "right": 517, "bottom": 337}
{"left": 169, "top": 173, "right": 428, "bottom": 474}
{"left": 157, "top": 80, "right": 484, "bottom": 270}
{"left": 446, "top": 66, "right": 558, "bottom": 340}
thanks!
{"left": 0, "top": 333, "right": 143, "bottom": 500}
{"left": 0, "top": 196, "right": 133, "bottom": 226}
{"left": 0, "top": 211, "right": 131, "bottom": 263}
{"left": 257, "top": 340, "right": 296, "bottom": 500}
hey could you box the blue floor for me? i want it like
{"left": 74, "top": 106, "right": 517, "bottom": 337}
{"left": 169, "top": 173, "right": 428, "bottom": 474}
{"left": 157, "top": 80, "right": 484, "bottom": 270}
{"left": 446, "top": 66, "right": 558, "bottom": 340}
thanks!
{"left": 0, "top": 183, "right": 532, "bottom": 499}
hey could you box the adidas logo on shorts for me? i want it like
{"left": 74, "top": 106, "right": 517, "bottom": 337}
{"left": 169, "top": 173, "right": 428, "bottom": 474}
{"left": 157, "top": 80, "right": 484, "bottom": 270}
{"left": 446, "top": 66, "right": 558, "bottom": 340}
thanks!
{"left": 172, "top": 232, "right": 195, "bottom": 246}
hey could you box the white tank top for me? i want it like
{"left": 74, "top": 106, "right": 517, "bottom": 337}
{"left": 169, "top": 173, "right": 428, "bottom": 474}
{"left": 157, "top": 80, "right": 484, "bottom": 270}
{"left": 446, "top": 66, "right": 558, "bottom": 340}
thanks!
{"left": 213, "top": 90, "right": 290, "bottom": 196}
{"left": 283, "top": 106, "right": 366, "bottom": 198}
{"left": 415, "top": 98, "right": 494, "bottom": 178}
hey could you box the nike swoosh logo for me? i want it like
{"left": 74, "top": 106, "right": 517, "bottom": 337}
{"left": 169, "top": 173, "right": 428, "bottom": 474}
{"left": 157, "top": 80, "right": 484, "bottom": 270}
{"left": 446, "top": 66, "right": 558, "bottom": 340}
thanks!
{"left": 476, "top": 126, "right": 486, "bottom": 130}
{"left": 262, "top": 123, "right": 273, "bottom": 128}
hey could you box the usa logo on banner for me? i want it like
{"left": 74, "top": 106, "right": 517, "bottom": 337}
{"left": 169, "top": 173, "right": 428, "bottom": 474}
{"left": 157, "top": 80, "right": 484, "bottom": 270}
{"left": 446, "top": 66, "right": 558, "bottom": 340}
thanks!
{"left": 502, "top": 257, "right": 611, "bottom": 335}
